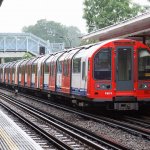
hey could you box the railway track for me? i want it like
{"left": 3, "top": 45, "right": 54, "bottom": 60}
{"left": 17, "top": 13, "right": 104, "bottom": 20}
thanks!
{"left": 17, "top": 91, "right": 150, "bottom": 139}
{"left": 0, "top": 105, "right": 56, "bottom": 150}
{"left": 0, "top": 92, "right": 128, "bottom": 150}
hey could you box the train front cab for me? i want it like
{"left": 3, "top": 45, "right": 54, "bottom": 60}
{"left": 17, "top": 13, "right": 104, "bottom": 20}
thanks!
{"left": 89, "top": 39, "right": 150, "bottom": 110}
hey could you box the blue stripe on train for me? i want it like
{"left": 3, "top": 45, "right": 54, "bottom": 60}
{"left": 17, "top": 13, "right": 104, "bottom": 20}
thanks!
{"left": 56, "top": 86, "right": 62, "bottom": 92}
{"left": 71, "top": 87, "right": 87, "bottom": 96}
{"left": 44, "top": 84, "right": 48, "bottom": 90}
{"left": 31, "top": 83, "right": 35, "bottom": 87}
{"left": 41, "top": 85, "right": 86, "bottom": 96}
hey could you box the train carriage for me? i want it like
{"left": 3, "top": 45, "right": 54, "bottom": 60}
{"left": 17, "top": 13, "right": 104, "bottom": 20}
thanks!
{"left": 26, "top": 57, "right": 41, "bottom": 88}
{"left": 19, "top": 60, "right": 30, "bottom": 87}
{"left": 32, "top": 58, "right": 40, "bottom": 89}
{"left": 26, "top": 58, "right": 35, "bottom": 88}
{"left": 44, "top": 52, "right": 63, "bottom": 91}
{"left": 30, "top": 56, "right": 43, "bottom": 88}
{"left": 15, "top": 59, "right": 26, "bottom": 86}
{"left": 71, "top": 46, "right": 90, "bottom": 97}
{"left": 9, "top": 61, "right": 18, "bottom": 85}
{"left": 42, "top": 55, "right": 53, "bottom": 90}
{"left": 25, "top": 60, "right": 29, "bottom": 87}
{"left": 39, "top": 55, "right": 51, "bottom": 90}
{"left": 86, "top": 39, "right": 150, "bottom": 110}
{"left": 56, "top": 52, "right": 69, "bottom": 92}
{"left": 4, "top": 62, "right": 12, "bottom": 84}
{"left": 59, "top": 48, "right": 81, "bottom": 94}
{"left": 33, "top": 55, "right": 46, "bottom": 89}
{"left": 47, "top": 54, "right": 56, "bottom": 91}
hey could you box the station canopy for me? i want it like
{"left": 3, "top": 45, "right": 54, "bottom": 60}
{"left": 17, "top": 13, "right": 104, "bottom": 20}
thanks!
{"left": 82, "top": 12, "right": 150, "bottom": 46}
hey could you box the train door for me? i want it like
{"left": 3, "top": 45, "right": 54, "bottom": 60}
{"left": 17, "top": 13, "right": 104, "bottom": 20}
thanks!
{"left": 80, "top": 58, "right": 87, "bottom": 96}
{"left": 116, "top": 47, "right": 133, "bottom": 91}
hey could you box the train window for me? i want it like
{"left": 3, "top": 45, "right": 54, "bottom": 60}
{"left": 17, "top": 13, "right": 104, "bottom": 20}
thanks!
{"left": 138, "top": 49, "right": 150, "bottom": 80}
{"left": 44, "top": 63, "right": 49, "bottom": 74}
{"left": 40, "top": 64, "right": 43, "bottom": 76}
{"left": 12, "top": 67, "right": 15, "bottom": 74}
{"left": 29, "top": 65, "right": 31, "bottom": 76}
{"left": 82, "top": 62, "right": 85, "bottom": 80}
{"left": 73, "top": 58, "right": 81, "bottom": 73}
{"left": 22, "top": 66, "right": 25, "bottom": 74}
{"left": 25, "top": 66, "right": 27, "bottom": 73}
{"left": 50, "top": 62, "right": 55, "bottom": 76}
{"left": 18, "top": 66, "right": 21, "bottom": 74}
{"left": 118, "top": 48, "right": 132, "bottom": 81}
{"left": 35, "top": 64, "right": 37, "bottom": 73}
{"left": 63, "top": 60, "right": 69, "bottom": 76}
{"left": 94, "top": 49, "right": 111, "bottom": 80}
{"left": 57, "top": 61, "right": 62, "bottom": 73}
{"left": 32, "top": 64, "right": 35, "bottom": 74}
{"left": 88, "top": 60, "right": 90, "bottom": 71}
{"left": 50, "top": 63, "right": 51, "bottom": 76}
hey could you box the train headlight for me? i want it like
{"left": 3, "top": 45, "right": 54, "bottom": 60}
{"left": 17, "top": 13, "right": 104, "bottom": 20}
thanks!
{"left": 101, "top": 84, "right": 106, "bottom": 89}
{"left": 143, "top": 84, "right": 148, "bottom": 89}
{"left": 95, "top": 83, "right": 111, "bottom": 90}
{"left": 139, "top": 83, "right": 150, "bottom": 89}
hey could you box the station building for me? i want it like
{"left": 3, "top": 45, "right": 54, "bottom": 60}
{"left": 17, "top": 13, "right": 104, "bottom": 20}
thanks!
{"left": 81, "top": 12, "right": 150, "bottom": 47}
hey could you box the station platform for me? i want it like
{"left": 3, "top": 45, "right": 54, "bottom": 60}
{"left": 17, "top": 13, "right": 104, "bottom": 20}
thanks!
{"left": 0, "top": 109, "right": 43, "bottom": 150}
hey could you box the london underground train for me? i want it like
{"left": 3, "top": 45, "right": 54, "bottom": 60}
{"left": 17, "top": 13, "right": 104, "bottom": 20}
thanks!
{"left": 0, "top": 39, "right": 150, "bottom": 110}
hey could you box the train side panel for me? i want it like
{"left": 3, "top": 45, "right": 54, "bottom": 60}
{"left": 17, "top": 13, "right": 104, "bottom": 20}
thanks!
{"left": 48, "top": 52, "right": 64, "bottom": 91}
{"left": 71, "top": 49, "right": 88, "bottom": 96}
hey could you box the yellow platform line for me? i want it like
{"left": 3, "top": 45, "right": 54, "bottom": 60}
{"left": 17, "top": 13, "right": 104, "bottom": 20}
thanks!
{"left": 0, "top": 128, "right": 19, "bottom": 150}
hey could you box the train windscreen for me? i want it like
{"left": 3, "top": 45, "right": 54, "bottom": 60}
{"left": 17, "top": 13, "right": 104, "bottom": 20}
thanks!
{"left": 138, "top": 49, "right": 150, "bottom": 80}
{"left": 94, "top": 49, "right": 111, "bottom": 80}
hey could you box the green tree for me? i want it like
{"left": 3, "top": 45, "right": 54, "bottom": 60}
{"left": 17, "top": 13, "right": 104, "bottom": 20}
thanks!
{"left": 23, "top": 52, "right": 33, "bottom": 59}
{"left": 5, "top": 57, "right": 21, "bottom": 63}
{"left": 83, "top": 0, "right": 149, "bottom": 32}
{"left": 22, "top": 19, "right": 82, "bottom": 48}
{"left": 61, "top": 26, "right": 82, "bottom": 48}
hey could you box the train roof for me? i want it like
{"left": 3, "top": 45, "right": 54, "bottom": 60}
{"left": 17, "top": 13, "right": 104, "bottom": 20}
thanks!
{"left": 74, "top": 38, "right": 149, "bottom": 58}
{"left": 50, "top": 51, "right": 65, "bottom": 62}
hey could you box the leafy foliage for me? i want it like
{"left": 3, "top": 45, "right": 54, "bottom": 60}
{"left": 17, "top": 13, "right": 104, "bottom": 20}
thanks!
{"left": 4, "top": 52, "right": 33, "bottom": 63}
{"left": 83, "top": 0, "right": 149, "bottom": 32}
{"left": 22, "top": 19, "right": 82, "bottom": 48}
{"left": 5, "top": 57, "right": 21, "bottom": 63}
{"left": 23, "top": 52, "right": 33, "bottom": 59}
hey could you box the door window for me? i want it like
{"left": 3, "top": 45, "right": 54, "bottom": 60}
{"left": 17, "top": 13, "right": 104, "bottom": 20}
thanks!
{"left": 118, "top": 48, "right": 132, "bottom": 81}
{"left": 82, "top": 62, "right": 85, "bottom": 80}
{"left": 73, "top": 58, "right": 81, "bottom": 73}
{"left": 138, "top": 49, "right": 150, "bottom": 80}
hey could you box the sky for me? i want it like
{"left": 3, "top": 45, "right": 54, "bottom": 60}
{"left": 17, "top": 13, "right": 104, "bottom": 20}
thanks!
{"left": 0, "top": 0, "right": 149, "bottom": 34}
